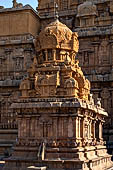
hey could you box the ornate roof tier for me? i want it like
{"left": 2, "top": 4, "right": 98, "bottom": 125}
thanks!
{"left": 34, "top": 19, "right": 79, "bottom": 53}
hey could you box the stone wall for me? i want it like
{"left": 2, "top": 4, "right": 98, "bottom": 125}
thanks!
{"left": 0, "top": 6, "right": 40, "bottom": 157}
{"left": 0, "top": 6, "right": 40, "bottom": 36}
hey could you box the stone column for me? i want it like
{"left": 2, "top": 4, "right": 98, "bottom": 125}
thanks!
{"left": 24, "top": 48, "right": 32, "bottom": 70}
{"left": 18, "top": 117, "right": 22, "bottom": 138}
{"left": 89, "top": 120, "right": 92, "bottom": 139}
{"left": 64, "top": 117, "right": 68, "bottom": 137}
{"left": 92, "top": 120, "right": 96, "bottom": 139}
{"left": 53, "top": 117, "right": 58, "bottom": 139}
{"left": 88, "top": 120, "right": 90, "bottom": 139}
{"left": 99, "top": 121, "right": 103, "bottom": 140}
{"left": 78, "top": 117, "right": 81, "bottom": 138}
{"left": 111, "top": 43, "right": 113, "bottom": 67}
{"left": 52, "top": 49, "right": 56, "bottom": 61}
{"left": 68, "top": 117, "right": 74, "bottom": 138}
{"left": 26, "top": 118, "right": 30, "bottom": 137}
{"left": 35, "top": 118, "right": 38, "bottom": 137}
{"left": 5, "top": 49, "right": 12, "bottom": 74}
{"left": 82, "top": 118, "right": 85, "bottom": 139}
{"left": 75, "top": 117, "right": 79, "bottom": 139}
{"left": 45, "top": 50, "right": 48, "bottom": 61}
{"left": 94, "top": 44, "right": 99, "bottom": 66}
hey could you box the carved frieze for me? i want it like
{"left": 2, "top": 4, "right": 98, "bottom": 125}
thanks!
{"left": 35, "top": 72, "right": 60, "bottom": 97}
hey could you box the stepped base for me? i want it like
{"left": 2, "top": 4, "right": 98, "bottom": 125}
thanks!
{"left": 2, "top": 156, "right": 113, "bottom": 170}
{"left": 2, "top": 144, "right": 113, "bottom": 170}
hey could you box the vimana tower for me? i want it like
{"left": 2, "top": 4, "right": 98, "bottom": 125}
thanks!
{"left": 3, "top": 18, "right": 113, "bottom": 170}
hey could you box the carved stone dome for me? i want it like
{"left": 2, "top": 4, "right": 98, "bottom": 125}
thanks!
{"left": 77, "top": 1, "right": 97, "bottom": 17}
{"left": 34, "top": 19, "right": 79, "bottom": 53}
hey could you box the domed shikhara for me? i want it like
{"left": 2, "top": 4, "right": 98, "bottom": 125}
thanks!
{"left": 34, "top": 19, "right": 79, "bottom": 53}
{"left": 20, "top": 19, "right": 90, "bottom": 101}
{"left": 77, "top": 1, "right": 97, "bottom": 17}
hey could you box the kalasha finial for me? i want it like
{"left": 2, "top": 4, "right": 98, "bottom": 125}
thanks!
{"left": 54, "top": 1, "right": 59, "bottom": 20}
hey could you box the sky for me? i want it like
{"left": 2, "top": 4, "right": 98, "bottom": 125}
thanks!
{"left": 0, "top": 0, "right": 37, "bottom": 10}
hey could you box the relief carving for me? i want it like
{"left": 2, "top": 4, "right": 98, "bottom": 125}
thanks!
{"left": 99, "top": 40, "right": 109, "bottom": 64}
{"left": 34, "top": 20, "right": 78, "bottom": 53}
{"left": 101, "top": 88, "right": 110, "bottom": 111}
{"left": 35, "top": 72, "right": 59, "bottom": 97}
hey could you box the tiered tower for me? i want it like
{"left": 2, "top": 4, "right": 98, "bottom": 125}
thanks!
{"left": 3, "top": 19, "right": 113, "bottom": 170}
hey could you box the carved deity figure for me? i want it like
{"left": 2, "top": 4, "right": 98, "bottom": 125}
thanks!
{"left": 12, "top": 0, "right": 23, "bottom": 8}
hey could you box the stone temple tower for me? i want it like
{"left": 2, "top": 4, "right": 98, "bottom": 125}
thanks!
{"left": 3, "top": 19, "right": 113, "bottom": 170}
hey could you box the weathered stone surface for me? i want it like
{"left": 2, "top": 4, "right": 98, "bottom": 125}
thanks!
{"left": 0, "top": 4, "right": 40, "bottom": 157}
{"left": 2, "top": 16, "right": 112, "bottom": 170}
{"left": 0, "top": 0, "right": 113, "bottom": 168}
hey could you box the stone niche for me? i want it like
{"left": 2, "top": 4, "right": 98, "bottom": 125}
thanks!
{"left": 77, "top": 1, "right": 97, "bottom": 27}
{"left": 3, "top": 19, "right": 113, "bottom": 170}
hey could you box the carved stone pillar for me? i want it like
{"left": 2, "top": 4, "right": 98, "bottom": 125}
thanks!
{"left": 45, "top": 50, "right": 48, "bottom": 61}
{"left": 101, "top": 88, "right": 110, "bottom": 111}
{"left": 75, "top": 117, "right": 79, "bottom": 139}
{"left": 26, "top": 118, "right": 30, "bottom": 137}
{"left": 18, "top": 117, "right": 22, "bottom": 138}
{"left": 78, "top": 117, "right": 81, "bottom": 138}
{"left": 68, "top": 117, "right": 74, "bottom": 138}
{"left": 82, "top": 118, "right": 85, "bottom": 139}
{"left": 99, "top": 121, "right": 103, "bottom": 140}
{"left": 5, "top": 49, "right": 12, "bottom": 74}
{"left": 89, "top": 119, "right": 92, "bottom": 139}
{"left": 52, "top": 49, "right": 56, "bottom": 61}
{"left": 24, "top": 48, "right": 32, "bottom": 70}
{"left": 53, "top": 117, "right": 58, "bottom": 139}
{"left": 92, "top": 120, "right": 96, "bottom": 139}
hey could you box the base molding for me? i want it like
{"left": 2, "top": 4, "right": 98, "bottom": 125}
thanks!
{"left": 2, "top": 155, "right": 113, "bottom": 170}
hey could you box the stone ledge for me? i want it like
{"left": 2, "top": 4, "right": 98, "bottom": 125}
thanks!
{"left": 28, "top": 166, "right": 46, "bottom": 170}
{"left": 74, "top": 25, "right": 113, "bottom": 37}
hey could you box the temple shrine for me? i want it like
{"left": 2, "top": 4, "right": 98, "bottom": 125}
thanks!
{"left": 3, "top": 17, "right": 113, "bottom": 170}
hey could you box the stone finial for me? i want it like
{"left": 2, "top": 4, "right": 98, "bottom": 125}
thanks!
{"left": 12, "top": 0, "right": 23, "bottom": 8}
{"left": 0, "top": 6, "right": 4, "bottom": 9}
{"left": 54, "top": 2, "right": 59, "bottom": 20}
